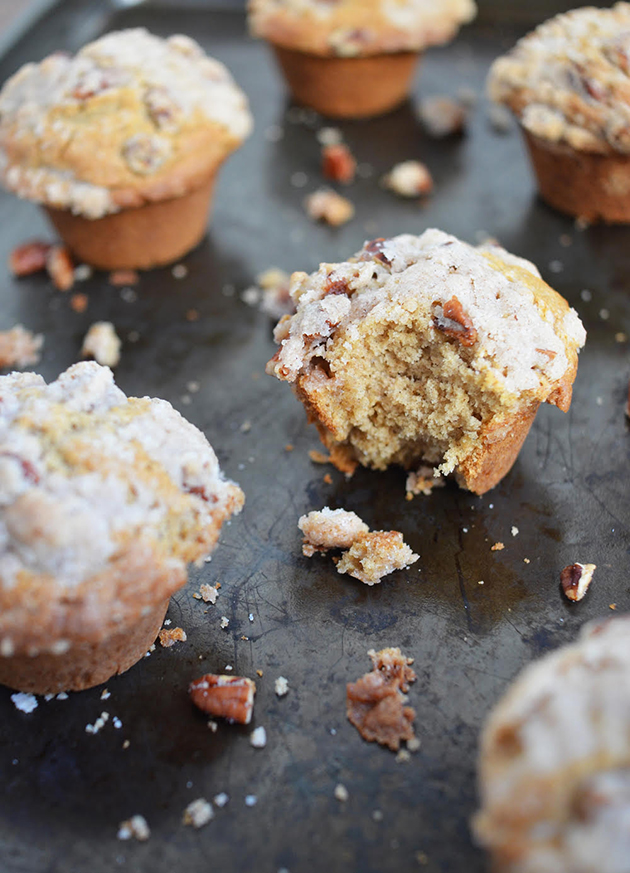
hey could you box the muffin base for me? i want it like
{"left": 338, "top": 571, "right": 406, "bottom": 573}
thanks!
{"left": 524, "top": 130, "right": 630, "bottom": 224}
{"left": 45, "top": 176, "right": 216, "bottom": 270}
{"left": 272, "top": 45, "right": 419, "bottom": 118}
{"left": 0, "top": 597, "right": 169, "bottom": 695}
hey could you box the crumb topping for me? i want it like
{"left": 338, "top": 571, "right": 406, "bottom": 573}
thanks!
{"left": 0, "top": 28, "right": 253, "bottom": 217}
{"left": 81, "top": 322, "right": 121, "bottom": 368}
{"left": 335, "top": 531, "right": 419, "bottom": 585}
{"left": 298, "top": 506, "right": 369, "bottom": 555}
{"left": 488, "top": 3, "right": 630, "bottom": 154}
{"left": 248, "top": 0, "right": 477, "bottom": 57}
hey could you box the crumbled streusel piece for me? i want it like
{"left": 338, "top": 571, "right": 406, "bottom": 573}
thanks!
{"left": 0, "top": 326, "right": 43, "bottom": 369}
{"left": 298, "top": 507, "right": 369, "bottom": 556}
{"left": 382, "top": 161, "right": 433, "bottom": 198}
{"left": 81, "top": 321, "right": 121, "bottom": 367}
{"left": 335, "top": 532, "right": 419, "bottom": 586}
{"left": 304, "top": 189, "right": 354, "bottom": 226}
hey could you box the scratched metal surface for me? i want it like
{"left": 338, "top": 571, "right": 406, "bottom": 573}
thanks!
{"left": 0, "top": 3, "right": 629, "bottom": 872}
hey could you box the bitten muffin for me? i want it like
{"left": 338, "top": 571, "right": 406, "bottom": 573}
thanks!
{"left": 488, "top": 4, "right": 630, "bottom": 223}
{"left": 0, "top": 362, "right": 244, "bottom": 694}
{"left": 0, "top": 28, "right": 253, "bottom": 269}
{"left": 473, "top": 615, "right": 630, "bottom": 873}
{"left": 248, "top": 0, "right": 476, "bottom": 118}
{"left": 267, "top": 230, "right": 585, "bottom": 495}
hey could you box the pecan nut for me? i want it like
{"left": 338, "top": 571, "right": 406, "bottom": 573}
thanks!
{"left": 122, "top": 134, "right": 172, "bottom": 175}
{"left": 359, "top": 238, "right": 391, "bottom": 266}
{"left": 432, "top": 296, "right": 478, "bottom": 347}
{"left": 189, "top": 674, "right": 256, "bottom": 724}
{"left": 46, "top": 245, "right": 74, "bottom": 292}
{"left": 322, "top": 143, "right": 356, "bottom": 184}
{"left": 9, "top": 240, "right": 51, "bottom": 277}
{"left": 560, "top": 562, "right": 596, "bottom": 602}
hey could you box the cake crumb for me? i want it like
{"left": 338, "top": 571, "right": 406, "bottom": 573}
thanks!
{"left": 511, "top": 526, "right": 519, "bottom": 537}
{"left": 299, "top": 507, "right": 369, "bottom": 556}
{"left": 182, "top": 798, "right": 214, "bottom": 828}
{"left": 207, "top": 720, "right": 218, "bottom": 732}
{"left": 81, "top": 321, "right": 121, "bottom": 367}
{"left": 73, "top": 264, "right": 92, "bottom": 282}
{"left": 109, "top": 269, "right": 138, "bottom": 286}
{"left": 250, "top": 726, "right": 267, "bottom": 748}
{"left": 335, "top": 531, "right": 419, "bottom": 585}
{"left": 186, "top": 309, "right": 199, "bottom": 322}
{"left": 158, "top": 627, "right": 187, "bottom": 647}
{"left": 418, "top": 96, "right": 467, "bottom": 137}
{"left": 304, "top": 189, "right": 354, "bottom": 226}
{"left": 0, "top": 326, "right": 43, "bottom": 369}
{"left": 334, "top": 783, "right": 349, "bottom": 802}
{"left": 323, "top": 473, "right": 333, "bottom": 484}
{"left": 46, "top": 245, "right": 74, "bottom": 291}
{"left": 256, "top": 669, "right": 263, "bottom": 677}
{"left": 610, "top": 603, "right": 617, "bottom": 610}
{"left": 199, "top": 583, "right": 218, "bottom": 604}
{"left": 382, "top": 161, "right": 433, "bottom": 198}
{"left": 275, "top": 676, "right": 289, "bottom": 697}
{"left": 308, "top": 449, "right": 331, "bottom": 464}
{"left": 396, "top": 749, "right": 411, "bottom": 763}
{"left": 172, "top": 264, "right": 188, "bottom": 280}
{"left": 285, "top": 444, "right": 294, "bottom": 452}
{"left": 405, "top": 465, "right": 444, "bottom": 497}
{"left": 257, "top": 267, "right": 294, "bottom": 319}
{"left": 491, "top": 542, "right": 505, "bottom": 551}
{"left": 245, "top": 795, "right": 258, "bottom": 807}
{"left": 122, "top": 739, "right": 130, "bottom": 749}
{"left": 347, "top": 648, "right": 417, "bottom": 751}
{"left": 69, "top": 292, "right": 88, "bottom": 313}
{"left": 213, "top": 792, "right": 229, "bottom": 807}
{"left": 100, "top": 689, "right": 111, "bottom": 700}
{"left": 11, "top": 692, "right": 38, "bottom": 713}
{"left": 524, "top": 558, "right": 531, "bottom": 564}
{"left": 117, "top": 815, "right": 150, "bottom": 841}
{"left": 220, "top": 616, "right": 229, "bottom": 629}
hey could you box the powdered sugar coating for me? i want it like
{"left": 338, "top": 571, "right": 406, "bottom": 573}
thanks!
{"left": 0, "top": 29, "right": 253, "bottom": 217}
{"left": 475, "top": 615, "right": 630, "bottom": 873}
{"left": 270, "top": 229, "right": 585, "bottom": 398}
{"left": 488, "top": 3, "right": 630, "bottom": 154}
{"left": 298, "top": 506, "right": 369, "bottom": 553}
{"left": 249, "top": 0, "right": 476, "bottom": 57}
{"left": 0, "top": 362, "right": 243, "bottom": 591}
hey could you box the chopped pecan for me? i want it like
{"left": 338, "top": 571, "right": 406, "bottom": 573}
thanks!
{"left": 322, "top": 143, "right": 356, "bottom": 184}
{"left": 46, "top": 245, "right": 74, "bottom": 292}
{"left": 560, "top": 562, "right": 596, "bottom": 602}
{"left": 360, "top": 238, "right": 391, "bottom": 266}
{"left": 189, "top": 674, "right": 256, "bottom": 725}
{"left": 432, "top": 296, "right": 477, "bottom": 347}
{"left": 69, "top": 292, "right": 88, "bottom": 313}
{"left": 72, "top": 66, "right": 127, "bottom": 100}
{"left": 109, "top": 269, "right": 139, "bottom": 287}
{"left": 324, "top": 276, "right": 351, "bottom": 297}
{"left": 9, "top": 240, "right": 51, "bottom": 277}
{"left": 144, "top": 85, "right": 181, "bottom": 132}
{"left": 122, "top": 134, "right": 172, "bottom": 175}
{"left": 535, "top": 348, "right": 558, "bottom": 361}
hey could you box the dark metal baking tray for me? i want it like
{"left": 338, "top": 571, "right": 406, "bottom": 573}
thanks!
{"left": 0, "top": 2, "right": 629, "bottom": 872}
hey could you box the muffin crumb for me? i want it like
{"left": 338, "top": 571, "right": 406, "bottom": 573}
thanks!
{"left": 81, "top": 321, "right": 121, "bottom": 367}
{"left": 158, "top": 627, "right": 187, "bottom": 648}
{"left": 182, "top": 798, "right": 214, "bottom": 828}
{"left": 304, "top": 189, "right": 354, "bottom": 226}
{"left": 382, "top": 161, "right": 433, "bottom": 198}
{"left": 335, "top": 531, "right": 419, "bottom": 586}
{"left": 0, "top": 326, "right": 43, "bottom": 368}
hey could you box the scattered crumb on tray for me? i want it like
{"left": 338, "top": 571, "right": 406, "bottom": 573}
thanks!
{"left": 491, "top": 542, "right": 505, "bottom": 551}
{"left": 11, "top": 691, "right": 38, "bottom": 713}
{"left": 299, "top": 507, "right": 369, "bottom": 556}
{"left": 250, "top": 726, "right": 267, "bottom": 748}
{"left": 198, "top": 583, "right": 218, "bottom": 604}
{"left": 405, "top": 465, "right": 444, "bottom": 498}
{"left": 213, "top": 792, "right": 229, "bottom": 807}
{"left": 334, "top": 783, "right": 349, "bottom": 802}
{"left": 189, "top": 674, "right": 256, "bottom": 725}
{"left": 304, "top": 188, "right": 354, "bottom": 226}
{"left": 275, "top": 676, "right": 289, "bottom": 697}
{"left": 81, "top": 321, "right": 121, "bottom": 367}
{"left": 0, "top": 326, "right": 43, "bottom": 368}
{"left": 560, "top": 562, "right": 596, "bottom": 602}
{"left": 335, "top": 531, "right": 419, "bottom": 586}
{"left": 69, "top": 292, "right": 88, "bottom": 313}
{"left": 158, "top": 627, "right": 187, "bottom": 648}
{"left": 109, "top": 269, "right": 139, "bottom": 287}
{"left": 242, "top": 267, "right": 294, "bottom": 320}
{"left": 347, "top": 648, "right": 417, "bottom": 752}
{"left": 117, "top": 815, "right": 150, "bottom": 842}
{"left": 309, "top": 449, "right": 331, "bottom": 464}
{"left": 382, "top": 161, "right": 433, "bottom": 198}
{"left": 182, "top": 798, "right": 214, "bottom": 828}
{"left": 418, "top": 96, "right": 468, "bottom": 138}
{"left": 46, "top": 245, "right": 74, "bottom": 291}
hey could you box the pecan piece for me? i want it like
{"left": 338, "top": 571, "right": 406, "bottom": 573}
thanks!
{"left": 324, "top": 276, "right": 351, "bottom": 297}
{"left": 144, "top": 85, "right": 181, "bottom": 132}
{"left": 9, "top": 240, "right": 51, "bottom": 277}
{"left": 46, "top": 245, "right": 74, "bottom": 292}
{"left": 122, "top": 134, "right": 172, "bottom": 175}
{"left": 360, "top": 238, "right": 391, "bottom": 266}
{"left": 189, "top": 674, "right": 256, "bottom": 724}
{"left": 560, "top": 562, "right": 596, "bottom": 602}
{"left": 432, "top": 296, "right": 477, "bottom": 347}
{"left": 322, "top": 143, "right": 356, "bottom": 184}
{"left": 109, "top": 269, "right": 139, "bottom": 287}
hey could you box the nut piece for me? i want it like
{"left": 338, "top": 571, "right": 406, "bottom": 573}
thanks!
{"left": 46, "top": 245, "right": 74, "bottom": 291}
{"left": 418, "top": 96, "right": 467, "bottom": 138}
{"left": 109, "top": 269, "right": 139, "bottom": 287}
{"left": 9, "top": 240, "right": 51, "bottom": 277}
{"left": 432, "top": 296, "right": 478, "bottom": 347}
{"left": 122, "top": 133, "right": 172, "bottom": 175}
{"left": 405, "top": 465, "right": 444, "bottom": 499}
{"left": 560, "top": 562, "right": 596, "bottom": 602}
{"left": 347, "top": 647, "right": 417, "bottom": 752}
{"left": 189, "top": 674, "right": 256, "bottom": 725}
{"left": 304, "top": 188, "right": 354, "bottom": 226}
{"left": 81, "top": 321, "right": 121, "bottom": 367}
{"left": 382, "top": 161, "right": 433, "bottom": 198}
{"left": 322, "top": 143, "right": 356, "bottom": 184}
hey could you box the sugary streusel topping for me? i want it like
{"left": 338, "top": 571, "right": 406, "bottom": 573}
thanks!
{"left": 0, "top": 29, "right": 252, "bottom": 216}
{"left": 0, "top": 362, "right": 243, "bottom": 590}
{"left": 298, "top": 506, "right": 369, "bottom": 554}
{"left": 248, "top": 0, "right": 477, "bottom": 57}
{"left": 475, "top": 615, "right": 630, "bottom": 873}
{"left": 269, "top": 229, "right": 585, "bottom": 398}
{"left": 488, "top": 3, "right": 630, "bottom": 154}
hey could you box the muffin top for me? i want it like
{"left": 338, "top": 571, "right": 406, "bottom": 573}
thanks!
{"left": 268, "top": 229, "right": 585, "bottom": 408}
{"left": 475, "top": 615, "right": 630, "bottom": 873}
{"left": 0, "top": 362, "right": 243, "bottom": 655}
{"left": 488, "top": 3, "right": 630, "bottom": 155}
{"left": 0, "top": 28, "right": 253, "bottom": 218}
{"left": 248, "top": 0, "right": 477, "bottom": 58}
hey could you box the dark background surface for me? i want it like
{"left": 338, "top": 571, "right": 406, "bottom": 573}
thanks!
{"left": 0, "top": 2, "right": 629, "bottom": 872}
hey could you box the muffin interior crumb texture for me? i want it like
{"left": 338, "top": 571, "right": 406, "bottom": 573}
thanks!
{"left": 268, "top": 229, "right": 585, "bottom": 492}
{"left": 0, "top": 361, "right": 243, "bottom": 656}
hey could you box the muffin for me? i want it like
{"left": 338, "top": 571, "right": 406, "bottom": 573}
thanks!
{"left": 248, "top": 0, "right": 477, "bottom": 118}
{"left": 0, "top": 362, "right": 244, "bottom": 694}
{"left": 266, "top": 230, "right": 585, "bottom": 495}
{"left": 488, "top": 4, "right": 630, "bottom": 223}
{"left": 0, "top": 29, "right": 252, "bottom": 269}
{"left": 473, "top": 615, "right": 630, "bottom": 873}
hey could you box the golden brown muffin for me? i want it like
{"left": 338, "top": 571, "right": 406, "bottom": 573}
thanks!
{"left": 267, "top": 230, "right": 585, "bottom": 495}
{"left": 488, "top": 4, "right": 630, "bottom": 223}
{"left": 0, "top": 362, "right": 244, "bottom": 693}
{"left": 0, "top": 29, "right": 252, "bottom": 268}
{"left": 248, "top": 0, "right": 476, "bottom": 118}
{"left": 474, "top": 615, "right": 630, "bottom": 873}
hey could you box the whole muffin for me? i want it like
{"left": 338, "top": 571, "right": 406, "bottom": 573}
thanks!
{"left": 248, "top": 0, "right": 477, "bottom": 118}
{"left": 0, "top": 28, "right": 253, "bottom": 269}
{"left": 0, "top": 362, "right": 244, "bottom": 694}
{"left": 267, "top": 230, "right": 585, "bottom": 494}
{"left": 488, "top": 3, "right": 630, "bottom": 223}
{"left": 474, "top": 615, "right": 630, "bottom": 873}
